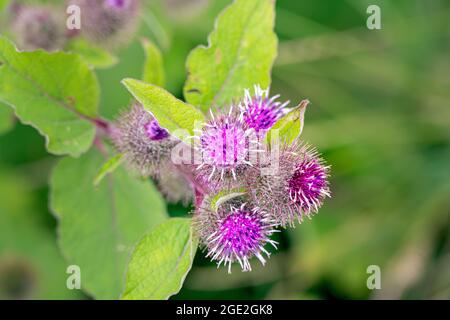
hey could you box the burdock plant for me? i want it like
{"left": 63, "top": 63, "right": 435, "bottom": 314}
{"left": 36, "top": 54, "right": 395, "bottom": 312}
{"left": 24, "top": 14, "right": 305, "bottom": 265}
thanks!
{"left": 0, "top": 0, "right": 330, "bottom": 299}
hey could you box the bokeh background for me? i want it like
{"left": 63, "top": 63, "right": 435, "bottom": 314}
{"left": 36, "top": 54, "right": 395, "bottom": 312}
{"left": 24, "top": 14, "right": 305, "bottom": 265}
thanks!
{"left": 1, "top": 0, "right": 449, "bottom": 299}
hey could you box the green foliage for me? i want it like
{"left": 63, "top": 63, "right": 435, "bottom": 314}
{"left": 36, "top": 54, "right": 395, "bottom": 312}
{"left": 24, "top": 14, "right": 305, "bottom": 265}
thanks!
{"left": 122, "top": 218, "right": 198, "bottom": 300}
{"left": 122, "top": 78, "right": 205, "bottom": 138}
{"left": 141, "top": 38, "right": 165, "bottom": 87}
{"left": 0, "top": 36, "right": 99, "bottom": 156}
{"left": 0, "top": 103, "right": 14, "bottom": 135}
{"left": 66, "top": 39, "right": 118, "bottom": 69}
{"left": 50, "top": 149, "right": 168, "bottom": 299}
{"left": 184, "top": 0, "right": 277, "bottom": 112}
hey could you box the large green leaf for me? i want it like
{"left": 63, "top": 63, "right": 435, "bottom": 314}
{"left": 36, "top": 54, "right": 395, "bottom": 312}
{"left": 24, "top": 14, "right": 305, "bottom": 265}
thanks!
{"left": 122, "top": 218, "right": 198, "bottom": 300}
{"left": 0, "top": 103, "right": 14, "bottom": 135}
{"left": 122, "top": 78, "right": 205, "bottom": 137}
{"left": 141, "top": 38, "right": 165, "bottom": 87}
{"left": 50, "top": 149, "right": 168, "bottom": 299}
{"left": 0, "top": 36, "right": 99, "bottom": 156}
{"left": 184, "top": 0, "right": 277, "bottom": 112}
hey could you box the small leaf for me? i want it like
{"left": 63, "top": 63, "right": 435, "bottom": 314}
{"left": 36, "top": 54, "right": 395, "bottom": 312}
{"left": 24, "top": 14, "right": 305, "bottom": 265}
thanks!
{"left": 265, "top": 99, "right": 309, "bottom": 145}
{"left": 50, "top": 148, "right": 168, "bottom": 299}
{"left": 0, "top": 36, "right": 99, "bottom": 156}
{"left": 122, "top": 218, "right": 198, "bottom": 300}
{"left": 210, "top": 187, "right": 247, "bottom": 212}
{"left": 184, "top": 0, "right": 277, "bottom": 112}
{"left": 0, "top": 102, "right": 14, "bottom": 135}
{"left": 93, "top": 153, "right": 124, "bottom": 186}
{"left": 122, "top": 78, "right": 205, "bottom": 137}
{"left": 66, "top": 38, "right": 118, "bottom": 69}
{"left": 141, "top": 38, "right": 165, "bottom": 87}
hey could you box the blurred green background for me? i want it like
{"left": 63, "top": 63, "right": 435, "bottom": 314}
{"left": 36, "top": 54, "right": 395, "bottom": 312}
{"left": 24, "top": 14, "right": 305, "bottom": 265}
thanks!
{"left": 1, "top": 0, "right": 449, "bottom": 299}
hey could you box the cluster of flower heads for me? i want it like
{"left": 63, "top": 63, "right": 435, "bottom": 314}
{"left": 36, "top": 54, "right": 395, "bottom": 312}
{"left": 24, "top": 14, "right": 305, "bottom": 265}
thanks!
{"left": 114, "top": 85, "right": 331, "bottom": 273}
{"left": 6, "top": 0, "right": 140, "bottom": 51}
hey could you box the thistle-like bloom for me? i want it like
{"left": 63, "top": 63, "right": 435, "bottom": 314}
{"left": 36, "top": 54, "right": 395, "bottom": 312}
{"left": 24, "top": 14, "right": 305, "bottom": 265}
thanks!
{"left": 10, "top": 5, "right": 65, "bottom": 51}
{"left": 196, "top": 107, "right": 258, "bottom": 183}
{"left": 68, "top": 0, "right": 140, "bottom": 47}
{"left": 113, "top": 104, "right": 175, "bottom": 177}
{"left": 195, "top": 202, "right": 279, "bottom": 273}
{"left": 240, "top": 85, "right": 289, "bottom": 133}
{"left": 288, "top": 156, "right": 330, "bottom": 213}
{"left": 247, "top": 140, "right": 330, "bottom": 227}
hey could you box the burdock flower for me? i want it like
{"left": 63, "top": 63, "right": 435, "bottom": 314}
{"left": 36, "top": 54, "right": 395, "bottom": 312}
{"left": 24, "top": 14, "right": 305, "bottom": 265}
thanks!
{"left": 195, "top": 201, "right": 279, "bottom": 273}
{"left": 240, "top": 85, "right": 289, "bottom": 133}
{"left": 113, "top": 103, "right": 175, "bottom": 177}
{"left": 106, "top": 0, "right": 130, "bottom": 9}
{"left": 67, "top": 0, "right": 140, "bottom": 47}
{"left": 247, "top": 140, "right": 331, "bottom": 227}
{"left": 9, "top": 4, "right": 65, "bottom": 51}
{"left": 195, "top": 107, "right": 259, "bottom": 183}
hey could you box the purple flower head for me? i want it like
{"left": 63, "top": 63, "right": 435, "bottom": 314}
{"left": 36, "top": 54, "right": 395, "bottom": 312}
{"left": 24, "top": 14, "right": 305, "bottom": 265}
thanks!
{"left": 68, "top": 0, "right": 140, "bottom": 46}
{"left": 11, "top": 5, "right": 65, "bottom": 51}
{"left": 113, "top": 103, "right": 175, "bottom": 177}
{"left": 196, "top": 107, "right": 258, "bottom": 182}
{"left": 288, "top": 157, "right": 330, "bottom": 213}
{"left": 195, "top": 202, "right": 279, "bottom": 273}
{"left": 105, "top": 0, "right": 129, "bottom": 9}
{"left": 240, "top": 85, "right": 289, "bottom": 132}
{"left": 246, "top": 140, "right": 330, "bottom": 227}
{"left": 144, "top": 119, "right": 169, "bottom": 141}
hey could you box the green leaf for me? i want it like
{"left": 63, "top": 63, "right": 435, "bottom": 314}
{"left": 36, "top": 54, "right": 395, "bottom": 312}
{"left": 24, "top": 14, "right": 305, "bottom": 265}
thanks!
{"left": 184, "top": 0, "right": 277, "bottom": 112}
{"left": 209, "top": 187, "right": 246, "bottom": 212}
{"left": 0, "top": 36, "right": 99, "bottom": 156}
{"left": 66, "top": 39, "right": 118, "bottom": 69}
{"left": 122, "top": 78, "right": 205, "bottom": 137}
{"left": 50, "top": 148, "right": 168, "bottom": 299}
{"left": 0, "top": 103, "right": 14, "bottom": 135}
{"left": 122, "top": 218, "right": 198, "bottom": 300}
{"left": 93, "top": 153, "right": 124, "bottom": 186}
{"left": 141, "top": 38, "right": 165, "bottom": 87}
{"left": 265, "top": 99, "right": 309, "bottom": 145}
